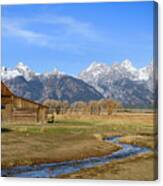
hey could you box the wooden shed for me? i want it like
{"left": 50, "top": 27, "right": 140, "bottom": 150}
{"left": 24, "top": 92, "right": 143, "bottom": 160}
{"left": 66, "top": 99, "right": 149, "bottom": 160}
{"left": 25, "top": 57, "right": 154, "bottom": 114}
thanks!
{"left": 1, "top": 82, "right": 48, "bottom": 124}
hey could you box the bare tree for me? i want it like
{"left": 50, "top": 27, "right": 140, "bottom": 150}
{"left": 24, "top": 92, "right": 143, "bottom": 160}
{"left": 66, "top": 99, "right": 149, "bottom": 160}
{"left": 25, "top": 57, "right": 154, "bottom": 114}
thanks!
{"left": 88, "top": 100, "right": 100, "bottom": 115}
{"left": 72, "top": 101, "right": 87, "bottom": 114}
{"left": 105, "top": 99, "right": 121, "bottom": 115}
{"left": 43, "top": 99, "right": 62, "bottom": 114}
{"left": 43, "top": 98, "right": 121, "bottom": 116}
{"left": 97, "top": 99, "right": 107, "bottom": 115}
{"left": 61, "top": 100, "right": 69, "bottom": 114}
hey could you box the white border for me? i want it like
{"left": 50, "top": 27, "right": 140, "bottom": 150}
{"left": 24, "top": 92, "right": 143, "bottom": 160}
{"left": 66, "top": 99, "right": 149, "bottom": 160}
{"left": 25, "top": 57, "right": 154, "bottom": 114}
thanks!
{"left": 0, "top": 0, "right": 162, "bottom": 186}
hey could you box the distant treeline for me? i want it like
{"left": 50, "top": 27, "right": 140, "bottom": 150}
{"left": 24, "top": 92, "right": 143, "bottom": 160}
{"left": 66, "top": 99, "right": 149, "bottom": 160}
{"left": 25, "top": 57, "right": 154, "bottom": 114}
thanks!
{"left": 122, "top": 105, "right": 154, "bottom": 109}
{"left": 43, "top": 99, "right": 122, "bottom": 115}
{"left": 117, "top": 108, "right": 154, "bottom": 113}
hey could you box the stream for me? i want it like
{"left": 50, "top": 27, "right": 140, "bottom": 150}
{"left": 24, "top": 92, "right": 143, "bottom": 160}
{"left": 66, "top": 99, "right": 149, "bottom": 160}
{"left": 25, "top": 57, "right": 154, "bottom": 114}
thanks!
{"left": 1, "top": 136, "right": 151, "bottom": 178}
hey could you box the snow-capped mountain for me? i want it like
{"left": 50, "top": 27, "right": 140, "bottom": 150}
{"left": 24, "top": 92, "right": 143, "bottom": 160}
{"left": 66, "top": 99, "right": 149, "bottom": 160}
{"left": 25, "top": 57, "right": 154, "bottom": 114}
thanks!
{"left": 79, "top": 59, "right": 154, "bottom": 106}
{"left": 1, "top": 62, "right": 36, "bottom": 81}
{"left": 1, "top": 62, "right": 66, "bottom": 82}
{"left": 79, "top": 59, "right": 153, "bottom": 83}
{"left": 1, "top": 66, "right": 22, "bottom": 80}
{"left": 15, "top": 62, "right": 36, "bottom": 81}
{"left": 1, "top": 60, "right": 155, "bottom": 107}
{"left": 138, "top": 62, "right": 153, "bottom": 81}
{"left": 1, "top": 62, "right": 103, "bottom": 103}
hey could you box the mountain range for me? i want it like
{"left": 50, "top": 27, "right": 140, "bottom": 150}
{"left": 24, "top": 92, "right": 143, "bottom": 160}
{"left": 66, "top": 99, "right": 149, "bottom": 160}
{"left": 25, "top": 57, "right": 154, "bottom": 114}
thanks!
{"left": 1, "top": 62, "right": 103, "bottom": 103}
{"left": 79, "top": 59, "right": 154, "bottom": 107}
{"left": 1, "top": 60, "right": 154, "bottom": 107}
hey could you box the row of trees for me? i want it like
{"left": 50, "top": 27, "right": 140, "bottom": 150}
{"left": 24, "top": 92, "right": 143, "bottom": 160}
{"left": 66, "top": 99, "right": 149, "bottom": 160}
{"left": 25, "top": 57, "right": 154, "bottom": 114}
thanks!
{"left": 43, "top": 99, "right": 69, "bottom": 114}
{"left": 43, "top": 99, "right": 122, "bottom": 115}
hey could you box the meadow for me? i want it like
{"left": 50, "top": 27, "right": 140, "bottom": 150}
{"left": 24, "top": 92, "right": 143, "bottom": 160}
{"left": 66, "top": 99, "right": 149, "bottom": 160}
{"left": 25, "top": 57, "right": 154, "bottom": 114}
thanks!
{"left": 1, "top": 112, "right": 157, "bottom": 180}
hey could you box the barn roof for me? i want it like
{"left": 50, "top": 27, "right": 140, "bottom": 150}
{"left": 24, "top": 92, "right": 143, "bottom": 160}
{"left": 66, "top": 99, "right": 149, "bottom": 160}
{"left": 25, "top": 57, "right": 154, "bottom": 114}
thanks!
{"left": 1, "top": 81, "right": 13, "bottom": 97}
{"left": 1, "top": 81, "right": 48, "bottom": 108}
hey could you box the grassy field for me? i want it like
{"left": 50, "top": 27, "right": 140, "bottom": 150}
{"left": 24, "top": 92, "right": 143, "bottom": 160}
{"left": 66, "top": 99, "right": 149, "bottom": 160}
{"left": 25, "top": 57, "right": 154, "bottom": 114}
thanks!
{"left": 60, "top": 152, "right": 157, "bottom": 180}
{"left": 1, "top": 112, "right": 157, "bottom": 180}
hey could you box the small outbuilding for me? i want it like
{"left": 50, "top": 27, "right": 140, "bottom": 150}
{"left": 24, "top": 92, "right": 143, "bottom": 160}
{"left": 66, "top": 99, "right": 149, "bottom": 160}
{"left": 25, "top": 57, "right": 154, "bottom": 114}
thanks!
{"left": 1, "top": 81, "right": 48, "bottom": 124}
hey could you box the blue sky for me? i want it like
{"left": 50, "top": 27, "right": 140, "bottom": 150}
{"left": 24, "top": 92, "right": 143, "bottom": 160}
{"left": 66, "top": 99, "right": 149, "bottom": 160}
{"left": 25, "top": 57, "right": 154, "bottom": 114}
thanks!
{"left": 2, "top": 1, "right": 155, "bottom": 75}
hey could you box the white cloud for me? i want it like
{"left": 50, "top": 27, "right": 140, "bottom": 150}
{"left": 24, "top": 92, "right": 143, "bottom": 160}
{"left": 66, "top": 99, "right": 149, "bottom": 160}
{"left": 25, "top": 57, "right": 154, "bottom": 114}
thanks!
{"left": 38, "top": 14, "right": 100, "bottom": 40}
{"left": 4, "top": 22, "right": 50, "bottom": 47}
{"left": 2, "top": 14, "right": 102, "bottom": 52}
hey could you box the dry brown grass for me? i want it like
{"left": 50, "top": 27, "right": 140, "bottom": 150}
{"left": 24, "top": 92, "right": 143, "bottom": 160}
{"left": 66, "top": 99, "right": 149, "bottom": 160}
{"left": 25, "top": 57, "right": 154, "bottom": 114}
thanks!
{"left": 1, "top": 112, "right": 157, "bottom": 180}
{"left": 1, "top": 124, "right": 120, "bottom": 168}
{"left": 119, "top": 135, "right": 157, "bottom": 149}
{"left": 59, "top": 152, "right": 157, "bottom": 180}
{"left": 57, "top": 112, "right": 155, "bottom": 124}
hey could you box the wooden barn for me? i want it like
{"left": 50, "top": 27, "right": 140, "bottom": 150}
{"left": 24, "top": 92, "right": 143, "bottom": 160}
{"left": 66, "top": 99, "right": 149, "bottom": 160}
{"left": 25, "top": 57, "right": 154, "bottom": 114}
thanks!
{"left": 1, "top": 82, "right": 48, "bottom": 124}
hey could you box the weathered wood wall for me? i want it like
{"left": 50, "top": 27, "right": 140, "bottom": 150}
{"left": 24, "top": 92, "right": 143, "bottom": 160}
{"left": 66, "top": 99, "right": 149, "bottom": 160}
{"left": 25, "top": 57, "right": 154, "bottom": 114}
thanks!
{"left": 1, "top": 82, "right": 48, "bottom": 124}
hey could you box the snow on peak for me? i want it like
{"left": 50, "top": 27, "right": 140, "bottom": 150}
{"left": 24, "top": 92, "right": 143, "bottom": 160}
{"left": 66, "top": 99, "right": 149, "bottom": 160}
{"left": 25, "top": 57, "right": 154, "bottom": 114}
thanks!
{"left": 1, "top": 66, "right": 22, "bottom": 80}
{"left": 79, "top": 59, "right": 152, "bottom": 83}
{"left": 78, "top": 59, "right": 153, "bottom": 99}
{"left": 121, "top": 59, "right": 132, "bottom": 66}
{"left": 16, "top": 62, "right": 27, "bottom": 67}
{"left": 79, "top": 61, "right": 110, "bottom": 81}
{"left": 1, "top": 60, "right": 153, "bottom": 84}
{"left": 85, "top": 61, "right": 101, "bottom": 72}
{"left": 16, "top": 62, "right": 30, "bottom": 72}
{"left": 138, "top": 63, "right": 153, "bottom": 81}
{"left": 15, "top": 62, "right": 35, "bottom": 81}
{"left": 84, "top": 61, "right": 110, "bottom": 73}
{"left": 51, "top": 68, "right": 64, "bottom": 76}
{"left": 1, "top": 66, "right": 8, "bottom": 72}
{"left": 120, "top": 59, "right": 137, "bottom": 72}
{"left": 1, "top": 62, "right": 36, "bottom": 81}
{"left": 42, "top": 68, "right": 64, "bottom": 78}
